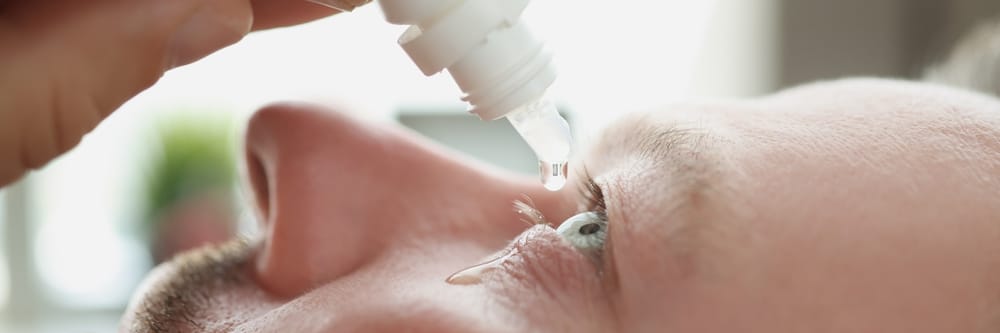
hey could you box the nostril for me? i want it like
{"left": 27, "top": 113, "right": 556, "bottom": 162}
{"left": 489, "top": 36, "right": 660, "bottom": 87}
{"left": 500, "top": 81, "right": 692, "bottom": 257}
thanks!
{"left": 246, "top": 149, "right": 271, "bottom": 221}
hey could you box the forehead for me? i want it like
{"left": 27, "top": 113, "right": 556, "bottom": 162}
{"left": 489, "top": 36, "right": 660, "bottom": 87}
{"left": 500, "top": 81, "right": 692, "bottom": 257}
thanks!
{"left": 593, "top": 78, "right": 1000, "bottom": 199}
{"left": 590, "top": 77, "right": 1000, "bottom": 281}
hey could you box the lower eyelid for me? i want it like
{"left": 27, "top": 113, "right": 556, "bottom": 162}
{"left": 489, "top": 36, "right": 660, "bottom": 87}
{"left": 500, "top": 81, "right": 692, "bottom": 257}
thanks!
{"left": 489, "top": 225, "right": 604, "bottom": 298}
{"left": 474, "top": 226, "right": 616, "bottom": 329}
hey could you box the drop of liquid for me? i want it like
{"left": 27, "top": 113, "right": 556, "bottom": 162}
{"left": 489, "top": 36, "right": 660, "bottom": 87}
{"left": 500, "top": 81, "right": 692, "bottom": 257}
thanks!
{"left": 540, "top": 161, "right": 568, "bottom": 191}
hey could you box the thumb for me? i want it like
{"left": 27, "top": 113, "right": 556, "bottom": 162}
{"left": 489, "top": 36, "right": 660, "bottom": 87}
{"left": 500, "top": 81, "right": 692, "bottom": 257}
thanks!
{"left": 0, "top": 0, "right": 252, "bottom": 186}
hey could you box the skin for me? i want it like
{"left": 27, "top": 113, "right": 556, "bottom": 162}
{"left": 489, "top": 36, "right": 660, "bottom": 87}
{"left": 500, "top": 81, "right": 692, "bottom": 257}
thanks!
{"left": 119, "top": 78, "right": 1000, "bottom": 332}
{"left": 0, "top": 0, "right": 340, "bottom": 186}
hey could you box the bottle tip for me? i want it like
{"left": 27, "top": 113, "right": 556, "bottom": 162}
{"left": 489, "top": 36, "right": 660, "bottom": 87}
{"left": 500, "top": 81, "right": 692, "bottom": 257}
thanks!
{"left": 540, "top": 161, "right": 568, "bottom": 191}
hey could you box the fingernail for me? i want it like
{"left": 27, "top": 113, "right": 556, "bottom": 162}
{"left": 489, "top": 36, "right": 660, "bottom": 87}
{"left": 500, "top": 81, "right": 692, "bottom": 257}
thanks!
{"left": 306, "top": 0, "right": 371, "bottom": 12}
{"left": 167, "top": 2, "right": 251, "bottom": 69}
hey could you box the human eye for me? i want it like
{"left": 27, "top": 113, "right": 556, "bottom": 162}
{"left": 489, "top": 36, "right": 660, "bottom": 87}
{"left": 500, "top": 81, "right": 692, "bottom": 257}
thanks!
{"left": 557, "top": 173, "right": 609, "bottom": 255}
{"left": 556, "top": 211, "right": 607, "bottom": 254}
{"left": 446, "top": 178, "right": 615, "bottom": 295}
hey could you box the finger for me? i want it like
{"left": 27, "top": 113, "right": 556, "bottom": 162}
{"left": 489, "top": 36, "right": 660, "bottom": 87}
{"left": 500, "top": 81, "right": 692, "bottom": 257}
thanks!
{"left": 0, "top": 0, "right": 252, "bottom": 185}
{"left": 250, "top": 0, "right": 343, "bottom": 31}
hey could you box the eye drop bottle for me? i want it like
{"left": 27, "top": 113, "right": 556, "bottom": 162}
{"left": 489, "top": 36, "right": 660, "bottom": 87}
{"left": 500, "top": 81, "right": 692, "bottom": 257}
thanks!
{"left": 314, "top": 0, "right": 572, "bottom": 190}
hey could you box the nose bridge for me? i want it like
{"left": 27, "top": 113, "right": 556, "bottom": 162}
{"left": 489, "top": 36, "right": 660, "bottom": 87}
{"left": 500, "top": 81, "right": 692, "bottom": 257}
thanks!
{"left": 244, "top": 105, "right": 383, "bottom": 295}
{"left": 244, "top": 104, "right": 567, "bottom": 297}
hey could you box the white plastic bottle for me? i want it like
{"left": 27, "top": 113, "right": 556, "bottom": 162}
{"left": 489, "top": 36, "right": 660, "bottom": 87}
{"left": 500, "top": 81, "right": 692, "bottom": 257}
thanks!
{"left": 381, "top": 0, "right": 573, "bottom": 191}
{"left": 311, "top": 0, "right": 573, "bottom": 191}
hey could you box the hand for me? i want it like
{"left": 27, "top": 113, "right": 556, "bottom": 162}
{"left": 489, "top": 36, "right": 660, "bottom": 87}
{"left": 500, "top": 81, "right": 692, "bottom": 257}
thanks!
{"left": 0, "top": 0, "right": 340, "bottom": 186}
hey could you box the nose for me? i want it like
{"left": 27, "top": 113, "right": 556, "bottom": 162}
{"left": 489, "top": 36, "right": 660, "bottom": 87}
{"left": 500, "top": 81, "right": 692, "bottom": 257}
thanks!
{"left": 243, "top": 103, "right": 574, "bottom": 296}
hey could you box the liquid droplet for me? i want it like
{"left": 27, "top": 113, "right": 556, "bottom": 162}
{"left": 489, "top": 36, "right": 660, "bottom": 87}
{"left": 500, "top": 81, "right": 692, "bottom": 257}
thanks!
{"left": 540, "top": 161, "right": 568, "bottom": 191}
{"left": 445, "top": 252, "right": 512, "bottom": 285}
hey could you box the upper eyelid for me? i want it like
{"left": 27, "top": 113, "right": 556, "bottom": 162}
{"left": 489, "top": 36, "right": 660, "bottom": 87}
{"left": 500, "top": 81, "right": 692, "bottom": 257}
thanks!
{"left": 567, "top": 173, "right": 615, "bottom": 273}
{"left": 576, "top": 169, "right": 608, "bottom": 216}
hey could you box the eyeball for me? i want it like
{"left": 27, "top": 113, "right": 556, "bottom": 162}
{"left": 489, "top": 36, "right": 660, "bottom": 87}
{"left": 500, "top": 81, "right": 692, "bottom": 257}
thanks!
{"left": 556, "top": 212, "right": 607, "bottom": 252}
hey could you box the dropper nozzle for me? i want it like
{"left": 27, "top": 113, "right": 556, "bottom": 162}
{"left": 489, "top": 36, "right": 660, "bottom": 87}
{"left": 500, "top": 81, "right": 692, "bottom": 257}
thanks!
{"left": 506, "top": 98, "right": 573, "bottom": 191}
{"left": 539, "top": 161, "right": 569, "bottom": 191}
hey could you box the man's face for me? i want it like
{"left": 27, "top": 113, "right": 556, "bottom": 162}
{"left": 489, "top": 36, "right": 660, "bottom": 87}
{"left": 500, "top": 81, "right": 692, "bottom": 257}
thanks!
{"left": 122, "top": 79, "right": 1000, "bottom": 332}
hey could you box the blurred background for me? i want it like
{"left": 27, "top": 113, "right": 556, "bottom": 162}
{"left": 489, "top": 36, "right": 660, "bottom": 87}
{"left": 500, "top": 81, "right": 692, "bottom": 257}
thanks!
{"left": 1, "top": 0, "right": 999, "bottom": 331}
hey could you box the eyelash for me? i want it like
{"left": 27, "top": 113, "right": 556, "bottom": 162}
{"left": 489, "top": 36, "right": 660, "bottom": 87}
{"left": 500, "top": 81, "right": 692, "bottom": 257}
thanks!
{"left": 578, "top": 169, "right": 608, "bottom": 219}
{"left": 512, "top": 169, "right": 610, "bottom": 254}
{"left": 548, "top": 168, "right": 609, "bottom": 255}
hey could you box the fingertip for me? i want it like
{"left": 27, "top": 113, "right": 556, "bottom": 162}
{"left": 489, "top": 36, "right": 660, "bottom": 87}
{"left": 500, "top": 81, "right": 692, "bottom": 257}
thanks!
{"left": 167, "top": 0, "right": 253, "bottom": 68}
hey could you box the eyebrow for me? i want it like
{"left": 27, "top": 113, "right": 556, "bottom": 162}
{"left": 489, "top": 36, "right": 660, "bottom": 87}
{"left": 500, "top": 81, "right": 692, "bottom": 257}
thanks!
{"left": 595, "top": 116, "right": 733, "bottom": 276}
{"left": 599, "top": 117, "right": 721, "bottom": 207}
{"left": 129, "top": 238, "right": 254, "bottom": 332}
{"left": 637, "top": 122, "right": 713, "bottom": 168}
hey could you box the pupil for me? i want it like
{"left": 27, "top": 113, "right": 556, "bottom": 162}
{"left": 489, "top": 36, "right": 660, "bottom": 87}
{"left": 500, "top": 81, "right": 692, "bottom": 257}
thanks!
{"left": 578, "top": 223, "right": 601, "bottom": 235}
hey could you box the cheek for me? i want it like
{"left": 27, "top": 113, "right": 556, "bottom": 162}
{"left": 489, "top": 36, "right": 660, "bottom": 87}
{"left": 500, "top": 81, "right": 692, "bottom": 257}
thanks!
{"left": 609, "top": 198, "right": 773, "bottom": 331}
{"left": 627, "top": 217, "right": 1000, "bottom": 333}
{"left": 611, "top": 215, "right": 798, "bottom": 333}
